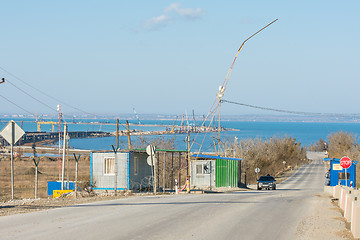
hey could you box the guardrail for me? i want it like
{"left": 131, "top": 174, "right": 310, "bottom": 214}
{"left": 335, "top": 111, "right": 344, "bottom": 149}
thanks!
{"left": 324, "top": 185, "right": 360, "bottom": 238}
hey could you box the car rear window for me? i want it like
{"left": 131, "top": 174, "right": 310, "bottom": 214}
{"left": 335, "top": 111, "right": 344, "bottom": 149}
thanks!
{"left": 258, "top": 176, "right": 274, "bottom": 181}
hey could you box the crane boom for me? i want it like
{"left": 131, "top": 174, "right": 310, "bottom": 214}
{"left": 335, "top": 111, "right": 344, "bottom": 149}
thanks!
{"left": 191, "top": 19, "right": 279, "bottom": 155}
{"left": 133, "top": 108, "right": 141, "bottom": 125}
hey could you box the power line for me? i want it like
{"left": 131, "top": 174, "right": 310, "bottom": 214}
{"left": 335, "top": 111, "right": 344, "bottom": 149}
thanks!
{"left": 0, "top": 93, "right": 34, "bottom": 115}
{"left": 0, "top": 67, "right": 130, "bottom": 131}
{"left": 0, "top": 66, "right": 96, "bottom": 116}
{"left": 5, "top": 80, "right": 57, "bottom": 113}
{"left": 221, "top": 99, "right": 360, "bottom": 118}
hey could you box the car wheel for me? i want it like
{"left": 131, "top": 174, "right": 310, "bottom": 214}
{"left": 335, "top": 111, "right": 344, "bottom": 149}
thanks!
{"left": 272, "top": 186, "right": 276, "bottom": 190}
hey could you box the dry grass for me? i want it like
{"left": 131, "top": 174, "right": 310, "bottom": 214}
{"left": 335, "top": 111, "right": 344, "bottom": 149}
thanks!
{"left": 0, "top": 155, "right": 90, "bottom": 201}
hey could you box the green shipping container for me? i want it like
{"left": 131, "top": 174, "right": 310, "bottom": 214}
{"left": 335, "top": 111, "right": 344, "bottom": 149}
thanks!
{"left": 215, "top": 159, "right": 238, "bottom": 187}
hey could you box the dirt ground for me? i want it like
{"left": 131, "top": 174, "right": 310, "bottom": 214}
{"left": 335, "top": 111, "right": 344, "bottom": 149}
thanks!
{"left": 296, "top": 192, "right": 356, "bottom": 240}
{"left": 0, "top": 154, "right": 91, "bottom": 200}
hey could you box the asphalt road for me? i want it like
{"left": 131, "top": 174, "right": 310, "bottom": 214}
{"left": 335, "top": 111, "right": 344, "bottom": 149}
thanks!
{"left": 0, "top": 158, "right": 326, "bottom": 240}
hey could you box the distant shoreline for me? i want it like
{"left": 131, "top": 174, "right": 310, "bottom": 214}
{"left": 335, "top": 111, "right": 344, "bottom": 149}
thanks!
{"left": 1, "top": 114, "right": 360, "bottom": 124}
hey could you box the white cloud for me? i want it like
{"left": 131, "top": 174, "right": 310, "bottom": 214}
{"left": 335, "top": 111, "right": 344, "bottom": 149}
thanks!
{"left": 144, "top": 15, "right": 172, "bottom": 30}
{"left": 143, "top": 3, "right": 205, "bottom": 30}
{"left": 165, "top": 3, "right": 204, "bottom": 20}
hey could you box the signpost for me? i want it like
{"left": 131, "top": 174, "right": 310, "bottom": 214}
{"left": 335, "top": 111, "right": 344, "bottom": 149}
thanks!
{"left": 340, "top": 156, "right": 351, "bottom": 186}
{"left": 255, "top": 167, "right": 260, "bottom": 180}
{"left": 146, "top": 145, "right": 156, "bottom": 194}
{"left": 0, "top": 120, "right": 25, "bottom": 199}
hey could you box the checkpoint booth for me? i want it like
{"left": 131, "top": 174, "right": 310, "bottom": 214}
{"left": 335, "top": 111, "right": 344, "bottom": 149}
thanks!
{"left": 190, "top": 154, "right": 242, "bottom": 188}
{"left": 324, "top": 158, "right": 358, "bottom": 188}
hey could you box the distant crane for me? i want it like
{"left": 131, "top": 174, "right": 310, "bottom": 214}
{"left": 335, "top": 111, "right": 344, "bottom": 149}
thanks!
{"left": 37, "top": 121, "right": 58, "bottom": 132}
{"left": 169, "top": 115, "right": 179, "bottom": 133}
{"left": 133, "top": 108, "right": 141, "bottom": 125}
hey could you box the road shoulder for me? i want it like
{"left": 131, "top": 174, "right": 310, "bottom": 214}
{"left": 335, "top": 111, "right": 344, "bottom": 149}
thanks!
{"left": 295, "top": 192, "right": 354, "bottom": 240}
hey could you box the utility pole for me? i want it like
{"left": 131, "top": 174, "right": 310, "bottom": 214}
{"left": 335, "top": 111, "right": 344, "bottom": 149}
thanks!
{"left": 116, "top": 119, "right": 119, "bottom": 149}
{"left": 66, "top": 133, "right": 70, "bottom": 189}
{"left": 57, "top": 104, "right": 62, "bottom": 180}
{"left": 186, "top": 132, "right": 191, "bottom": 193}
{"left": 32, "top": 138, "right": 39, "bottom": 199}
{"left": 111, "top": 145, "right": 118, "bottom": 196}
{"left": 163, "top": 152, "right": 166, "bottom": 193}
{"left": 73, "top": 154, "right": 80, "bottom": 200}
{"left": 171, "top": 152, "right": 174, "bottom": 190}
{"left": 126, "top": 120, "right": 132, "bottom": 150}
{"left": 61, "top": 124, "right": 67, "bottom": 190}
{"left": 33, "top": 158, "right": 40, "bottom": 199}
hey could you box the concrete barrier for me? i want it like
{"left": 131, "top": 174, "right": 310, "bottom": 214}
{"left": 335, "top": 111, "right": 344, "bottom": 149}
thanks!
{"left": 340, "top": 188, "right": 347, "bottom": 210}
{"left": 351, "top": 200, "right": 360, "bottom": 238}
{"left": 350, "top": 191, "right": 360, "bottom": 222}
{"left": 333, "top": 185, "right": 341, "bottom": 199}
{"left": 325, "top": 186, "right": 360, "bottom": 238}
{"left": 344, "top": 191, "right": 353, "bottom": 221}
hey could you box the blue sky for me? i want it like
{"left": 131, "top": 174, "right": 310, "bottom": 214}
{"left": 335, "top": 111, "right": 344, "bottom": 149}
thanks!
{"left": 0, "top": 1, "right": 359, "bottom": 117}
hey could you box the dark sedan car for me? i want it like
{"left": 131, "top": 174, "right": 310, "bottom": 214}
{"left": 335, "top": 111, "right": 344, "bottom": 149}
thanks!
{"left": 257, "top": 175, "right": 276, "bottom": 190}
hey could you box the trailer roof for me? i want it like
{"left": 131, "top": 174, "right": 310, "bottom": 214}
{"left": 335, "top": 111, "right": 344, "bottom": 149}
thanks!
{"left": 191, "top": 154, "right": 242, "bottom": 161}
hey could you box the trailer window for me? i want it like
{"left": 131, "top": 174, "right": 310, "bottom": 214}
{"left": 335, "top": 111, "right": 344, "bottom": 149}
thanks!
{"left": 104, "top": 157, "right": 115, "bottom": 175}
{"left": 196, "top": 163, "right": 210, "bottom": 175}
{"left": 196, "top": 164, "right": 203, "bottom": 174}
{"left": 338, "top": 172, "right": 350, "bottom": 180}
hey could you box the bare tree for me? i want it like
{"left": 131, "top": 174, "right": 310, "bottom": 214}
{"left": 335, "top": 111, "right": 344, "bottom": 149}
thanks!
{"left": 222, "top": 137, "right": 306, "bottom": 184}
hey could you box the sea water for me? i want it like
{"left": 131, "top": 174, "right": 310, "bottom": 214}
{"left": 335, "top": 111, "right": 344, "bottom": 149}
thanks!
{"left": 68, "top": 121, "right": 360, "bottom": 152}
{"left": 1, "top": 118, "right": 360, "bottom": 152}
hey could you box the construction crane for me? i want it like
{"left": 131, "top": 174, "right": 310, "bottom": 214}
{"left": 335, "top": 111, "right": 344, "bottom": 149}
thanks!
{"left": 169, "top": 115, "right": 179, "bottom": 133}
{"left": 37, "top": 121, "right": 58, "bottom": 132}
{"left": 133, "top": 108, "right": 141, "bottom": 125}
{"left": 190, "top": 19, "right": 278, "bottom": 155}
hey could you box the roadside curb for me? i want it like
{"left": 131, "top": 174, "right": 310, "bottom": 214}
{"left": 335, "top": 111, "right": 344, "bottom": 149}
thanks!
{"left": 326, "top": 185, "right": 360, "bottom": 238}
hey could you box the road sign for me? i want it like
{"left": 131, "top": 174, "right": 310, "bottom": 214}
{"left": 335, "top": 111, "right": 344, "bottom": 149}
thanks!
{"left": 0, "top": 121, "right": 25, "bottom": 200}
{"left": 147, "top": 156, "right": 156, "bottom": 166}
{"left": 255, "top": 168, "right": 260, "bottom": 173}
{"left": 340, "top": 156, "right": 351, "bottom": 169}
{"left": 146, "top": 145, "right": 155, "bottom": 156}
{"left": 146, "top": 145, "right": 157, "bottom": 194}
{"left": 0, "top": 120, "right": 25, "bottom": 144}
